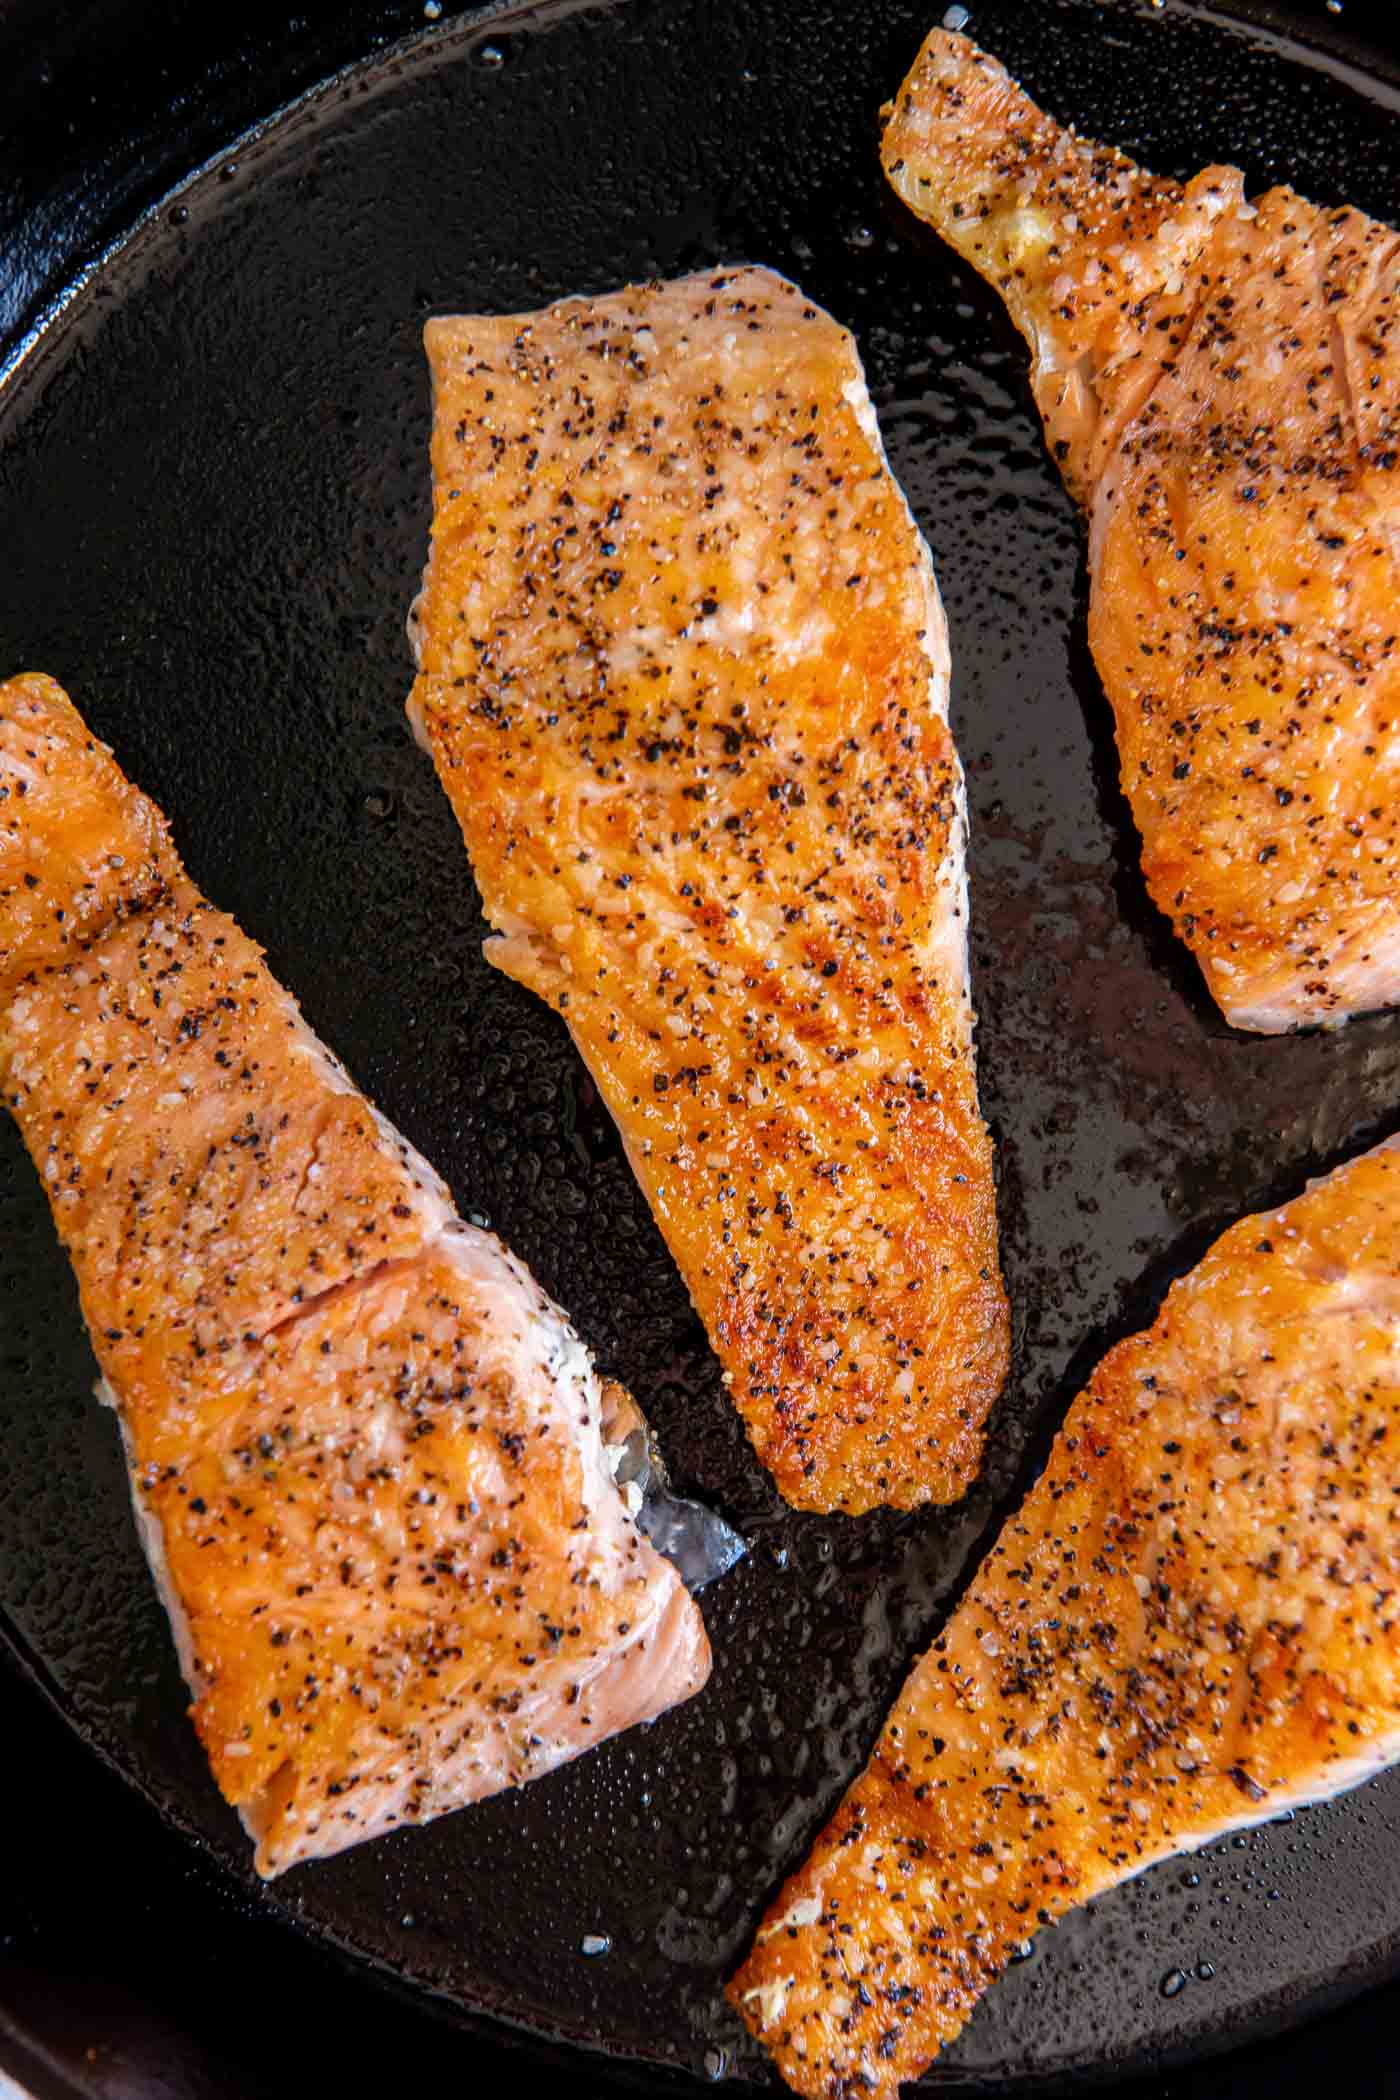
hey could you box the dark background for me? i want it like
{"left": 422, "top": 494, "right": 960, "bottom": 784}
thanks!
{"left": 4, "top": 3, "right": 1400, "bottom": 2097}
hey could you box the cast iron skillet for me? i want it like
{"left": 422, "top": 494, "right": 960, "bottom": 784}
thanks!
{"left": 3, "top": 1, "right": 1400, "bottom": 2094}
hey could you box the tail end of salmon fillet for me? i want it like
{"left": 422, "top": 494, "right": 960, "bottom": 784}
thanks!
{"left": 880, "top": 31, "right": 1241, "bottom": 505}
{"left": 0, "top": 673, "right": 177, "bottom": 989}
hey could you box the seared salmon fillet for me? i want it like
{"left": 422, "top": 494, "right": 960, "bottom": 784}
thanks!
{"left": 730, "top": 1136, "right": 1400, "bottom": 2096}
{"left": 0, "top": 673, "right": 709, "bottom": 1876}
{"left": 409, "top": 267, "right": 1008, "bottom": 1514}
{"left": 882, "top": 31, "right": 1400, "bottom": 1032}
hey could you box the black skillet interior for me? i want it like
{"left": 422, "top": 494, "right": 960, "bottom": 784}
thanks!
{"left": 3, "top": 1, "right": 1400, "bottom": 2094}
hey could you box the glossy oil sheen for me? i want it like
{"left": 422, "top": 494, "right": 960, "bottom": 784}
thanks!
{"left": 1, "top": 0, "right": 1399, "bottom": 2089}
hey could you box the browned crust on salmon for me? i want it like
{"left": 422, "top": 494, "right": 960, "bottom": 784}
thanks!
{"left": 882, "top": 32, "right": 1400, "bottom": 1034}
{"left": 410, "top": 266, "right": 1008, "bottom": 1513}
{"left": 730, "top": 1137, "right": 1400, "bottom": 2094}
{"left": 0, "top": 673, "right": 709, "bottom": 1875}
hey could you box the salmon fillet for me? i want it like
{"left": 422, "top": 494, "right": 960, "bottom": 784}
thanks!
{"left": 0, "top": 672, "right": 710, "bottom": 1876}
{"left": 408, "top": 266, "right": 1008, "bottom": 1515}
{"left": 730, "top": 1135, "right": 1400, "bottom": 2095}
{"left": 882, "top": 31, "right": 1400, "bottom": 1032}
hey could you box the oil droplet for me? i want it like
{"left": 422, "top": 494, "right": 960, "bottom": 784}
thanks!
{"left": 1008, "top": 1939, "right": 1035, "bottom": 1964}
{"left": 475, "top": 40, "right": 506, "bottom": 67}
{"left": 400, "top": 1911, "right": 417, "bottom": 1928}
{"left": 846, "top": 225, "right": 876, "bottom": 252}
{"left": 1160, "top": 1968, "right": 1189, "bottom": 1999}
{"left": 1195, "top": 1961, "right": 1216, "bottom": 1981}
{"left": 580, "top": 1932, "right": 612, "bottom": 1957}
{"left": 1182, "top": 1871, "right": 1201, "bottom": 1888}
{"left": 704, "top": 2048, "right": 728, "bottom": 2081}
{"left": 219, "top": 162, "right": 238, "bottom": 183}
{"left": 169, "top": 205, "right": 190, "bottom": 227}
{"left": 423, "top": 0, "right": 442, "bottom": 13}
{"left": 942, "top": 3, "right": 970, "bottom": 25}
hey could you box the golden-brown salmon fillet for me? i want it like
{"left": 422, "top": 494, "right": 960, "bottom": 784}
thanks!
{"left": 882, "top": 31, "right": 1400, "bottom": 1033}
{"left": 409, "top": 266, "right": 1008, "bottom": 1515}
{"left": 0, "top": 673, "right": 710, "bottom": 1876}
{"left": 730, "top": 1135, "right": 1400, "bottom": 2096}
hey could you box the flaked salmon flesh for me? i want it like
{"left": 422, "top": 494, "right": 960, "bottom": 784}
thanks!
{"left": 731, "top": 1135, "right": 1400, "bottom": 2096}
{"left": 882, "top": 31, "right": 1400, "bottom": 1033}
{"left": 0, "top": 674, "right": 709, "bottom": 1876}
{"left": 409, "top": 266, "right": 1008, "bottom": 1515}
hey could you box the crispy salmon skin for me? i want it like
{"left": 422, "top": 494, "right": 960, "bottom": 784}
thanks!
{"left": 882, "top": 31, "right": 1400, "bottom": 1032}
{"left": 730, "top": 1137, "right": 1400, "bottom": 2095}
{"left": 0, "top": 673, "right": 710, "bottom": 1875}
{"left": 409, "top": 266, "right": 1008, "bottom": 1514}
